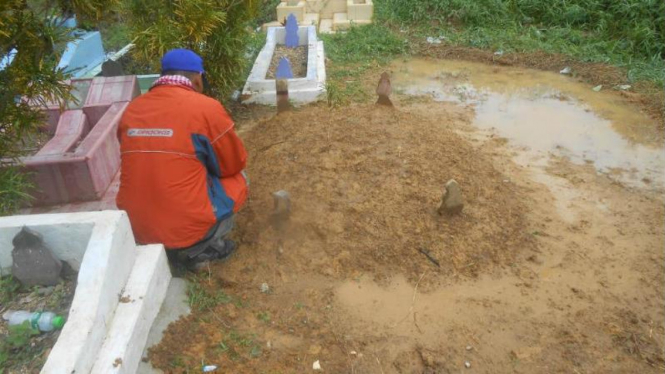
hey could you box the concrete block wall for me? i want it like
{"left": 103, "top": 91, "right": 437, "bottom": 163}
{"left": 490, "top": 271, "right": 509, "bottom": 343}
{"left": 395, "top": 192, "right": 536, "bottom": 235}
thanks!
{"left": 347, "top": 0, "right": 374, "bottom": 21}
{"left": 277, "top": 1, "right": 306, "bottom": 22}
{"left": 270, "top": 0, "right": 373, "bottom": 33}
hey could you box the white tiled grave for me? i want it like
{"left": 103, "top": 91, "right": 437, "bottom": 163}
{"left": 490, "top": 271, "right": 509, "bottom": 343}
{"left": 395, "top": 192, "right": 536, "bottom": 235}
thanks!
{"left": 242, "top": 25, "right": 326, "bottom": 105}
{"left": 0, "top": 211, "right": 172, "bottom": 374}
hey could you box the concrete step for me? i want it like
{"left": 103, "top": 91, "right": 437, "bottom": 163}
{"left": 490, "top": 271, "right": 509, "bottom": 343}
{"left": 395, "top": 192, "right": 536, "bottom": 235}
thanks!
{"left": 304, "top": 12, "right": 320, "bottom": 27}
{"left": 333, "top": 12, "right": 370, "bottom": 31}
{"left": 91, "top": 244, "right": 171, "bottom": 374}
{"left": 319, "top": 18, "right": 334, "bottom": 34}
{"left": 333, "top": 12, "right": 349, "bottom": 31}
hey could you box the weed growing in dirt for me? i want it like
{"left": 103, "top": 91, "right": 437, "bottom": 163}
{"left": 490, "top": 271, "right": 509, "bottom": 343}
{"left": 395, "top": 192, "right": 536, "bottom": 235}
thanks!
{"left": 321, "top": 24, "right": 408, "bottom": 106}
{"left": 0, "top": 167, "right": 35, "bottom": 216}
{"left": 0, "top": 276, "right": 20, "bottom": 304}
{"left": 257, "top": 311, "right": 271, "bottom": 323}
{"left": 186, "top": 275, "right": 239, "bottom": 311}
{"left": 0, "top": 322, "right": 42, "bottom": 370}
{"left": 216, "top": 330, "right": 263, "bottom": 361}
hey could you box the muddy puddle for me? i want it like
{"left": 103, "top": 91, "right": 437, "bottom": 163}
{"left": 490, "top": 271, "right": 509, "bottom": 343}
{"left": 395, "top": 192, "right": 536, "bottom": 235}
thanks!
{"left": 390, "top": 58, "right": 665, "bottom": 189}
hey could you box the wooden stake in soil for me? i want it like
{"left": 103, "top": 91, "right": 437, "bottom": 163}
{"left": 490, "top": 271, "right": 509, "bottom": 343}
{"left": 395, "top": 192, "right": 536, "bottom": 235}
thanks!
{"left": 376, "top": 72, "right": 393, "bottom": 107}
{"left": 276, "top": 79, "right": 290, "bottom": 113}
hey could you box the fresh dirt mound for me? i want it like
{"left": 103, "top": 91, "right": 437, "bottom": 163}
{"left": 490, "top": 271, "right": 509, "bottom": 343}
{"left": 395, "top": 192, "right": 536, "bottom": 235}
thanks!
{"left": 236, "top": 104, "right": 534, "bottom": 281}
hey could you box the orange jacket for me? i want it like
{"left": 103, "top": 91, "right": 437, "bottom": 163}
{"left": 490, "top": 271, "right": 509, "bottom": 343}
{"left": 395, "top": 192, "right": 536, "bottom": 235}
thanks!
{"left": 116, "top": 84, "right": 248, "bottom": 249}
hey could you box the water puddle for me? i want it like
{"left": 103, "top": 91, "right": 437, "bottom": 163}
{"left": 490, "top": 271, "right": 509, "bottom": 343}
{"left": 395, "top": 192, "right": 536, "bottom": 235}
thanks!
{"left": 390, "top": 58, "right": 665, "bottom": 189}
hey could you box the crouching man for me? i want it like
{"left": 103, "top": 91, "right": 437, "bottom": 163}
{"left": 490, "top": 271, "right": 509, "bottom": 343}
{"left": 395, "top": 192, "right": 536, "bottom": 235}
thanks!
{"left": 117, "top": 48, "right": 248, "bottom": 271}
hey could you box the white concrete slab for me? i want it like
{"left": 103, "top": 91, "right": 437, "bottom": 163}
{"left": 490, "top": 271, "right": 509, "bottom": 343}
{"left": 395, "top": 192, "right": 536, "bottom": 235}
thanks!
{"left": 91, "top": 244, "right": 171, "bottom": 374}
{"left": 41, "top": 211, "right": 137, "bottom": 374}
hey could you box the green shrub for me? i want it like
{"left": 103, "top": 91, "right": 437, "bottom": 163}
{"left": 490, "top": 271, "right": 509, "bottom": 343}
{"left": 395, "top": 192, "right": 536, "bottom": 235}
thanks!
{"left": 375, "top": 0, "right": 665, "bottom": 60}
{"left": 123, "top": 0, "right": 258, "bottom": 100}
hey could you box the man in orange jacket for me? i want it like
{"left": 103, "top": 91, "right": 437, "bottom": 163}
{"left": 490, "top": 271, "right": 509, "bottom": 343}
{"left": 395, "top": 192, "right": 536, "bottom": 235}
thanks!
{"left": 116, "top": 48, "right": 248, "bottom": 270}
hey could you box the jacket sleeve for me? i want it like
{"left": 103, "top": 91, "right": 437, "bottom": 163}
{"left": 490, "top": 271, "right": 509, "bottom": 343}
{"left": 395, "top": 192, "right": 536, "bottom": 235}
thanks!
{"left": 208, "top": 103, "right": 248, "bottom": 178}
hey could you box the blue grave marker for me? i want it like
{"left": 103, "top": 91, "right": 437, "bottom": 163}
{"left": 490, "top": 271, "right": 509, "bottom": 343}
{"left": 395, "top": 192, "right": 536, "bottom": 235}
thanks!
{"left": 285, "top": 13, "right": 299, "bottom": 48}
{"left": 276, "top": 57, "right": 293, "bottom": 79}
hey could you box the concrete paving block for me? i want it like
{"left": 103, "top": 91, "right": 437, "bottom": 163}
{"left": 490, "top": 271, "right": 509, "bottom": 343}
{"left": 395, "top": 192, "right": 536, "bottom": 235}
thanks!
{"left": 277, "top": 1, "right": 306, "bottom": 22}
{"left": 333, "top": 12, "right": 350, "bottom": 30}
{"left": 304, "top": 12, "right": 320, "bottom": 26}
{"left": 347, "top": 0, "right": 373, "bottom": 21}
{"left": 319, "top": 18, "right": 334, "bottom": 33}
{"left": 318, "top": 0, "right": 347, "bottom": 18}
{"left": 91, "top": 244, "right": 171, "bottom": 374}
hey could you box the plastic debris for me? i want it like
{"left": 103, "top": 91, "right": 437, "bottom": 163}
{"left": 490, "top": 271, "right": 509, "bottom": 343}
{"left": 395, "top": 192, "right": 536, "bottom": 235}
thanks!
{"left": 350, "top": 350, "right": 357, "bottom": 356}
{"left": 260, "top": 283, "right": 270, "bottom": 293}
{"left": 559, "top": 66, "right": 571, "bottom": 74}
{"left": 617, "top": 84, "right": 631, "bottom": 90}
{"left": 426, "top": 36, "right": 443, "bottom": 44}
{"left": 464, "top": 361, "right": 471, "bottom": 368}
{"left": 466, "top": 345, "right": 473, "bottom": 351}
{"left": 202, "top": 365, "right": 218, "bottom": 372}
{"left": 494, "top": 50, "right": 504, "bottom": 56}
{"left": 313, "top": 360, "right": 322, "bottom": 370}
{"left": 592, "top": 85, "right": 603, "bottom": 92}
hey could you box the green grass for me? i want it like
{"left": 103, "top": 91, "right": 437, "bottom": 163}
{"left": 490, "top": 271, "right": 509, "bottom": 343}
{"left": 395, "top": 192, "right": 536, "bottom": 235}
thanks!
{"left": 373, "top": 0, "right": 665, "bottom": 85}
{"left": 319, "top": 0, "right": 664, "bottom": 104}
{"left": 0, "top": 276, "right": 20, "bottom": 304}
{"left": 217, "top": 330, "right": 262, "bottom": 361}
{"left": 186, "top": 276, "right": 238, "bottom": 311}
{"left": 320, "top": 25, "right": 408, "bottom": 106}
{"left": 0, "top": 321, "right": 42, "bottom": 371}
{"left": 0, "top": 167, "right": 34, "bottom": 217}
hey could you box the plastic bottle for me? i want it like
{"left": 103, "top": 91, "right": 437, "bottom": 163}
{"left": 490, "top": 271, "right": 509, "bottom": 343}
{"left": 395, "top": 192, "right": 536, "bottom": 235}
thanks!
{"left": 2, "top": 310, "right": 65, "bottom": 332}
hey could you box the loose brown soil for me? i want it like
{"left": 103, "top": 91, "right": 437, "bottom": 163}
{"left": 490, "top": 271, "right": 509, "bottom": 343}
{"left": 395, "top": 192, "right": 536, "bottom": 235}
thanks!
{"left": 149, "top": 92, "right": 664, "bottom": 373}
{"left": 266, "top": 45, "right": 308, "bottom": 79}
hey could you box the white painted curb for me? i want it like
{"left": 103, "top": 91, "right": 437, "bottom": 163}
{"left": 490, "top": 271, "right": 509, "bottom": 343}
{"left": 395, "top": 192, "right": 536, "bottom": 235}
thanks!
{"left": 91, "top": 244, "right": 171, "bottom": 374}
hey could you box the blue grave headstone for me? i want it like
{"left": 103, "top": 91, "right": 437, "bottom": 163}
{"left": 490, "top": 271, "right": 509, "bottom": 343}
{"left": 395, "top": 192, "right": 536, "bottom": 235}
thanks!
{"left": 276, "top": 57, "right": 293, "bottom": 79}
{"left": 285, "top": 13, "right": 299, "bottom": 48}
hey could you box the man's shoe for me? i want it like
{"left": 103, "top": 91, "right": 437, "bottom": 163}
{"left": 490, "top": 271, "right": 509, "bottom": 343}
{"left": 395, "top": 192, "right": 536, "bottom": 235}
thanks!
{"left": 186, "top": 239, "right": 237, "bottom": 271}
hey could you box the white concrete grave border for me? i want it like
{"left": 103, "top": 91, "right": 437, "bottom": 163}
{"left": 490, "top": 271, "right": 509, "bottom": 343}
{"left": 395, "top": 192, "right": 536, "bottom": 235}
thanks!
{"left": 0, "top": 211, "right": 171, "bottom": 374}
{"left": 242, "top": 25, "right": 326, "bottom": 105}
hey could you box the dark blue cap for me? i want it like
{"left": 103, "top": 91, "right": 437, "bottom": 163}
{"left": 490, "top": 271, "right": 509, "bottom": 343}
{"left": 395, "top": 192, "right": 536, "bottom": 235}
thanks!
{"left": 161, "top": 49, "right": 204, "bottom": 74}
